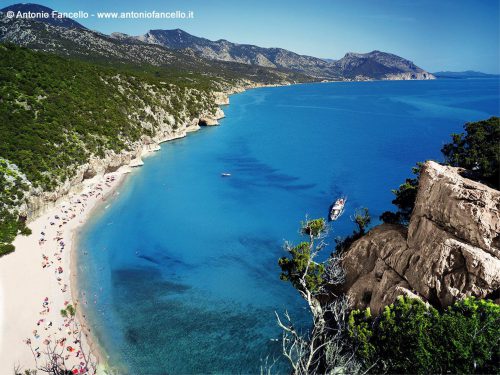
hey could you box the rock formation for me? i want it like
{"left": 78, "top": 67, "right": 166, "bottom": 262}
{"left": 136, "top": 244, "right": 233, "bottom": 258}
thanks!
{"left": 199, "top": 107, "right": 225, "bottom": 126}
{"left": 342, "top": 161, "right": 500, "bottom": 313}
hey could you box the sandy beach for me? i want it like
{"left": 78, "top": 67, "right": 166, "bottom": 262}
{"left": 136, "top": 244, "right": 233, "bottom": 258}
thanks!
{"left": 0, "top": 89, "right": 230, "bottom": 374}
{"left": 0, "top": 166, "right": 131, "bottom": 374}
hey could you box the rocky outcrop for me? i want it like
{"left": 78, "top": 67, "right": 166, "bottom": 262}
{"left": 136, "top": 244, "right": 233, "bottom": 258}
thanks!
{"left": 213, "top": 92, "right": 230, "bottom": 106}
{"left": 342, "top": 161, "right": 500, "bottom": 314}
{"left": 385, "top": 72, "right": 435, "bottom": 80}
{"left": 199, "top": 107, "right": 225, "bottom": 126}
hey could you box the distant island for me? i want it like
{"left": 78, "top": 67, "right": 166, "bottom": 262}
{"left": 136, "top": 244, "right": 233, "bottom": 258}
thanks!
{"left": 433, "top": 70, "right": 499, "bottom": 78}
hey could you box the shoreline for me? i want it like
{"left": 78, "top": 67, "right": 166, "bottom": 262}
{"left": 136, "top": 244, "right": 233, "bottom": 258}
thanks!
{"left": 0, "top": 127, "right": 192, "bottom": 372}
{"left": 0, "top": 78, "right": 435, "bottom": 373}
{"left": 0, "top": 165, "right": 132, "bottom": 373}
{"left": 0, "top": 85, "right": 234, "bottom": 373}
{"left": 69, "top": 169, "right": 130, "bottom": 373}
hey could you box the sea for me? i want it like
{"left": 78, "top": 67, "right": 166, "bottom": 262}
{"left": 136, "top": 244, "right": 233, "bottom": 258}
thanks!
{"left": 76, "top": 78, "right": 499, "bottom": 374}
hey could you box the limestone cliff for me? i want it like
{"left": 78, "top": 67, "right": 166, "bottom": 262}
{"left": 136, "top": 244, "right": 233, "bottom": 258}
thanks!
{"left": 342, "top": 161, "right": 500, "bottom": 314}
{"left": 19, "top": 88, "right": 231, "bottom": 222}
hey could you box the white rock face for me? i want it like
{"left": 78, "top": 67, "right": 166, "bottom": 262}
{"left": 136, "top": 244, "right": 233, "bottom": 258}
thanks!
{"left": 199, "top": 107, "right": 225, "bottom": 126}
{"left": 384, "top": 72, "right": 436, "bottom": 80}
{"left": 213, "top": 92, "right": 230, "bottom": 106}
{"left": 342, "top": 161, "right": 500, "bottom": 313}
{"left": 409, "top": 162, "right": 500, "bottom": 256}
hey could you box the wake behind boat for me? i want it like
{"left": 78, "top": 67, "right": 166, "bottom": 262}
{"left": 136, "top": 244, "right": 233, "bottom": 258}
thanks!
{"left": 329, "top": 197, "right": 346, "bottom": 221}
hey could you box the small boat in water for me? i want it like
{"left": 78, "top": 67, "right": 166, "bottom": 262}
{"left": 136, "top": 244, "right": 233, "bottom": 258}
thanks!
{"left": 329, "top": 197, "right": 346, "bottom": 221}
{"left": 221, "top": 173, "right": 231, "bottom": 177}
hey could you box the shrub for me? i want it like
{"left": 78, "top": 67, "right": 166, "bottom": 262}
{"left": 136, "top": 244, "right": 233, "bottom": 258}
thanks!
{"left": 442, "top": 116, "right": 499, "bottom": 189}
{"left": 349, "top": 296, "right": 500, "bottom": 374}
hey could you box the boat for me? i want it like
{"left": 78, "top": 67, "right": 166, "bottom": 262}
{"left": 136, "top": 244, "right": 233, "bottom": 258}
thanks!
{"left": 221, "top": 173, "right": 231, "bottom": 177}
{"left": 329, "top": 197, "right": 346, "bottom": 221}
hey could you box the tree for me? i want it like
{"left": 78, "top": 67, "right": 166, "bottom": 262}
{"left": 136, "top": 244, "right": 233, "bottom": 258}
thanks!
{"left": 21, "top": 304, "right": 97, "bottom": 375}
{"left": 279, "top": 219, "right": 327, "bottom": 294}
{"left": 442, "top": 117, "right": 499, "bottom": 189}
{"left": 352, "top": 208, "right": 371, "bottom": 236}
{"left": 380, "top": 163, "right": 422, "bottom": 226}
{"left": 277, "top": 218, "right": 362, "bottom": 374}
{"left": 334, "top": 208, "right": 371, "bottom": 255}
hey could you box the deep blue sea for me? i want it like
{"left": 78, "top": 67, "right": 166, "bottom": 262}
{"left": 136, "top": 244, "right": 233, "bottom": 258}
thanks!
{"left": 77, "top": 79, "right": 499, "bottom": 374}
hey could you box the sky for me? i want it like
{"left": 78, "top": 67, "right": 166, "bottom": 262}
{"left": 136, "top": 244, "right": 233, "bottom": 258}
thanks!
{"left": 1, "top": 0, "right": 499, "bottom": 73}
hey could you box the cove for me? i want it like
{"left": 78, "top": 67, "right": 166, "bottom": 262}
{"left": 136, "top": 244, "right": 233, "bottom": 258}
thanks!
{"left": 76, "top": 79, "right": 499, "bottom": 374}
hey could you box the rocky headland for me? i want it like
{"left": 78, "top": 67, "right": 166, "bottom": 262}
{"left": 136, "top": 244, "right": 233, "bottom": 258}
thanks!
{"left": 342, "top": 161, "right": 500, "bottom": 313}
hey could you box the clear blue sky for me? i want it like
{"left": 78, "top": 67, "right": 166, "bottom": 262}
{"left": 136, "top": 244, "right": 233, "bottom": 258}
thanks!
{"left": 1, "top": 0, "right": 499, "bottom": 73}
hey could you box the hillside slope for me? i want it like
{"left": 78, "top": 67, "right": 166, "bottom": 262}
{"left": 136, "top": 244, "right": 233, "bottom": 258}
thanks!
{"left": 0, "top": 43, "right": 225, "bottom": 255}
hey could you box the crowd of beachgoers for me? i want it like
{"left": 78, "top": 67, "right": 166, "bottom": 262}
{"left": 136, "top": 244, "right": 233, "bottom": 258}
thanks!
{"left": 3, "top": 173, "right": 123, "bottom": 374}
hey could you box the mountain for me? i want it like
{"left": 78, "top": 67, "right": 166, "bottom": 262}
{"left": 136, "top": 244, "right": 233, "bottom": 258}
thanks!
{"left": 433, "top": 70, "right": 499, "bottom": 79}
{"left": 332, "top": 50, "right": 435, "bottom": 80}
{"left": 0, "top": 3, "right": 434, "bottom": 83}
{"left": 0, "top": 8, "right": 311, "bottom": 89}
{"left": 129, "top": 28, "right": 338, "bottom": 78}
{"left": 127, "top": 29, "right": 434, "bottom": 80}
{"left": 0, "top": 3, "right": 86, "bottom": 29}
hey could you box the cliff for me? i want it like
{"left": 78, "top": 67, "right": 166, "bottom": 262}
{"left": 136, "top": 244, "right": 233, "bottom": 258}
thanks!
{"left": 342, "top": 161, "right": 500, "bottom": 313}
{"left": 18, "top": 89, "right": 230, "bottom": 221}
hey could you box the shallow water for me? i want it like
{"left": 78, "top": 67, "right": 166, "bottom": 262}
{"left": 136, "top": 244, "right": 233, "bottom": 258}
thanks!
{"left": 77, "top": 79, "right": 499, "bottom": 374}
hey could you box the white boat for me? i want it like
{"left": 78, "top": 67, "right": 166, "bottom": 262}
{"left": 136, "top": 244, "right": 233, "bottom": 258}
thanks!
{"left": 329, "top": 197, "right": 346, "bottom": 221}
{"left": 221, "top": 173, "right": 231, "bottom": 177}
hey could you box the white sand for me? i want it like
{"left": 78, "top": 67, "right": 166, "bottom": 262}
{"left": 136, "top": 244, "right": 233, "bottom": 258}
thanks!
{"left": 0, "top": 169, "right": 130, "bottom": 374}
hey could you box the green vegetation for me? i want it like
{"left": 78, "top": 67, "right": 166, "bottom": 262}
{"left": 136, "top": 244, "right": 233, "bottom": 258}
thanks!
{"left": 0, "top": 43, "right": 219, "bottom": 255}
{"left": 0, "top": 43, "right": 216, "bottom": 190}
{"left": 349, "top": 296, "right": 500, "bottom": 374}
{"left": 442, "top": 116, "right": 500, "bottom": 189}
{"left": 335, "top": 207, "right": 371, "bottom": 255}
{"left": 60, "top": 304, "right": 76, "bottom": 318}
{"left": 278, "top": 218, "right": 327, "bottom": 293}
{"left": 0, "top": 158, "right": 31, "bottom": 255}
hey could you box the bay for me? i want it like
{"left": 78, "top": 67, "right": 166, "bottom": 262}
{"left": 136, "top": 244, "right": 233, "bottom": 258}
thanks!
{"left": 77, "top": 78, "right": 499, "bottom": 374}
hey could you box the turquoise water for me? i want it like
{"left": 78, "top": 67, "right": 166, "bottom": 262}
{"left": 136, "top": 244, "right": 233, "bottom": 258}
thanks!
{"left": 77, "top": 79, "right": 499, "bottom": 374}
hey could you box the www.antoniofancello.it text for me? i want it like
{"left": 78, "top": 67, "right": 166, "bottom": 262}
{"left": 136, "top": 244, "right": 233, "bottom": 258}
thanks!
{"left": 4, "top": 10, "right": 195, "bottom": 20}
